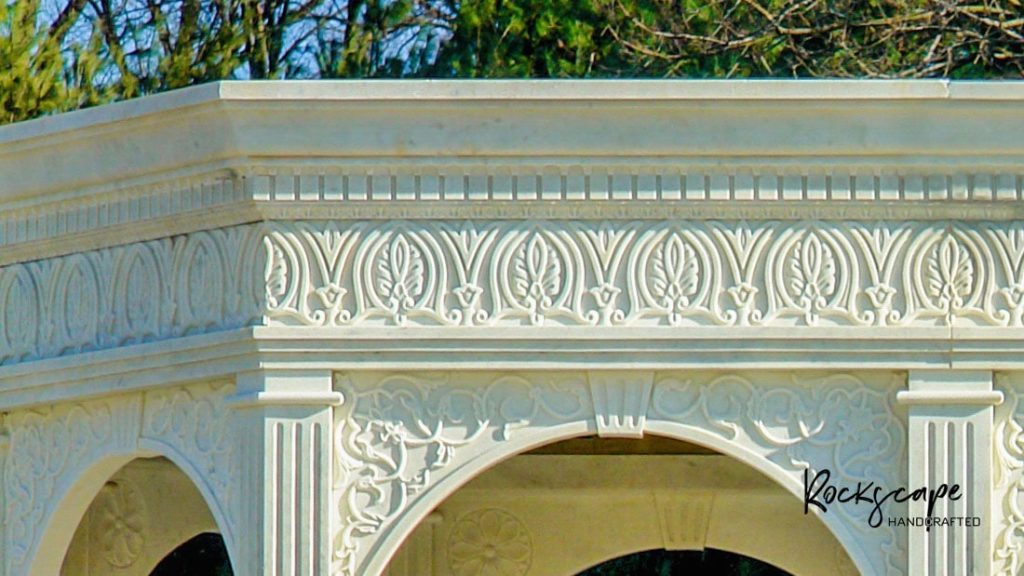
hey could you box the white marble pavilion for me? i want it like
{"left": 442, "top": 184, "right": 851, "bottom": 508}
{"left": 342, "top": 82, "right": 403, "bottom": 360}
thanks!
{"left": 0, "top": 80, "right": 1022, "bottom": 576}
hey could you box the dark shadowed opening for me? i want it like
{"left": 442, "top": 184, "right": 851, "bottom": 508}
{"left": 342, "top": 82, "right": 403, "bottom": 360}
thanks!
{"left": 576, "top": 548, "right": 793, "bottom": 576}
{"left": 149, "top": 532, "right": 233, "bottom": 576}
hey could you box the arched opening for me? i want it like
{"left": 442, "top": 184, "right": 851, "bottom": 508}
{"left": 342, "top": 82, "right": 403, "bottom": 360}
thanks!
{"left": 382, "top": 435, "right": 858, "bottom": 576}
{"left": 60, "top": 456, "right": 227, "bottom": 576}
{"left": 576, "top": 548, "right": 791, "bottom": 575}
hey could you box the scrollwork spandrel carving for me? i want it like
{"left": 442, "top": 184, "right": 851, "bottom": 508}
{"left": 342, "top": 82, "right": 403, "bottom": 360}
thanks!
{"left": 3, "top": 396, "right": 140, "bottom": 575}
{"left": 332, "top": 370, "right": 905, "bottom": 576}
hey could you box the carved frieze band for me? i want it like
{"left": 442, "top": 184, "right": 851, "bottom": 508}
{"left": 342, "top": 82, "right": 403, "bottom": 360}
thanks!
{"left": 0, "top": 226, "right": 264, "bottom": 366}
{"left": 266, "top": 220, "right": 1024, "bottom": 329}
{"left": 6, "top": 218, "right": 1024, "bottom": 367}
{"left": 332, "top": 370, "right": 906, "bottom": 576}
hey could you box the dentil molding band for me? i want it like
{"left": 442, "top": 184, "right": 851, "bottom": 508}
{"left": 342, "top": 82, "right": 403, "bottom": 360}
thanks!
{"left": 3, "top": 166, "right": 1024, "bottom": 266}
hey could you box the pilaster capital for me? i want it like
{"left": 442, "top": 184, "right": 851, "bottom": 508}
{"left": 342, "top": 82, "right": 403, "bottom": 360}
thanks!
{"left": 227, "top": 368, "right": 343, "bottom": 409}
{"left": 897, "top": 370, "right": 1002, "bottom": 407}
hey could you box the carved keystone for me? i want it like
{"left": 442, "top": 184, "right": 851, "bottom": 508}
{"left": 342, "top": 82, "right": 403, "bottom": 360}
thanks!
{"left": 654, "top": 491, "right": 713, "bottom": 551}
{"left": 587, "top": 371, "right": 654, "bottom": 438}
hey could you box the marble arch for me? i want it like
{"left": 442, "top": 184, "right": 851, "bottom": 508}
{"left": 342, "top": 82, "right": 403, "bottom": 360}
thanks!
{"left": 333, "top": 370, "right": 899, "bottom": 576}
{"left": 3, "top": 384, "right": 237, "bottom": 576}
{"left": 1, "top": 80, "right": 1022, "bottom": 576}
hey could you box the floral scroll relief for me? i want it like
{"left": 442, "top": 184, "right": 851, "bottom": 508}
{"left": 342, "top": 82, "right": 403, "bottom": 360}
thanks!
{"left": 4, "top": 395, "right": 141, "bottom": 574}
{"left": 332, "top": 370, "right": 905, "bottom": 576}
{"left": 649, "top": 371, "right": 908, "bottom": 576}
{"left": 994, "top": 374, "right": 1024, "bottom": 575}
{"left": 332, "top": 371, "right": 590, "bottom": 575}
{"left": 140, "top": 381, "right": 237, "bottom": 543}
{"left": 265, "top": 220, "right": 1024, "bottom": 330}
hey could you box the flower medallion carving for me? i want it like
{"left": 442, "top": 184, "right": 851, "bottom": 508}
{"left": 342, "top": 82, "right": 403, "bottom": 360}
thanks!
{"left": 447, "top": 508, "right": 532, "bottom": 576}
{"left": 94, "top": 479, "right": 147, "bottom": 568}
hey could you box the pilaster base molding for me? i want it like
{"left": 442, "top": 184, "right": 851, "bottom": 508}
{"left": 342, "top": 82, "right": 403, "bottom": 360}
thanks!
{"left": 904, "top": 370, "right": 996, "bottom": 576}
{"left": 333, "top": 369, "right": 906, "bottom": 576}
{"left": 232, "top": 369, "right": 337, "bottom": 576}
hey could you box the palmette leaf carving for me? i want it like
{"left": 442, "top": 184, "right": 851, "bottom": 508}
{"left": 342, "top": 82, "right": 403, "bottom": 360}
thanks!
{"left": 250, "top": 219, "right": 1024, "bottom": 332}
{"left": 3, "top": 219, "right": 1024, "bottom": 367}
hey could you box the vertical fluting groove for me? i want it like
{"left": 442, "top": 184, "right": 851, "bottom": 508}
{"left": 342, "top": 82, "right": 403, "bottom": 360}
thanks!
{"left": 927, "top": 420, "right": 935, "bottom": 574}
{"left": 274, "top": 421, "right": 285, "bottom": 576}
{"left": 294, "top": 423, "right": 303, "bottom": 576}
{"left": 947, "top": 421, "right": 955, "bottom": 576}
{"left": 932, "top": 420, "right": 947, "bottom": 574}
{"left": 312, "top": 421, "right": 323, "bottom": 576}
{"left": 966, "top": 421, "right": 975, "bottom": 573}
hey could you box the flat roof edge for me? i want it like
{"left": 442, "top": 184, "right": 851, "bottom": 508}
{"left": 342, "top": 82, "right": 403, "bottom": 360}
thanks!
{"left": 5, "top": 79, "right": 1024, "bottom": 148}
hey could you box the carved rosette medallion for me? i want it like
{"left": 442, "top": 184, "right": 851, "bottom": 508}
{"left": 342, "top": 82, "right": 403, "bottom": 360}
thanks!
{"left": 447, "top": 509, "right": 532, "bottom": 576}
{"left": 95, "top": 479, "right": 147, "bottom": 568}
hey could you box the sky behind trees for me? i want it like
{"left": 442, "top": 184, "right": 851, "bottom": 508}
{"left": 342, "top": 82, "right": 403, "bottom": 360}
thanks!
{"left": 3, "top": 0, "right": 1024, "bottom": 124}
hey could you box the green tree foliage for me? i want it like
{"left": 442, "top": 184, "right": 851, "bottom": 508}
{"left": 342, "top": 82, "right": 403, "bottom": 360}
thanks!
{"left": 598, "top": 0, "right": 1024, "bottom": 78}
{"left": 0, "top": 0, "right": 73, "bottom": 123}
{"left": 2, "top": 0, "right": 1024, "bottom": 127}
{"left": 429, "top": 0, "right": 619, "bottom": 76}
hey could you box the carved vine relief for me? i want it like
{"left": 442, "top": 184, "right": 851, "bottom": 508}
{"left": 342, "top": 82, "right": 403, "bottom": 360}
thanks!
{"left": 2, "top": 383, "right": 235, "bottom": 576}
{"left": 994, "top": 374, "right": 1024, "bottom": 575}
{"left": 332, "top": 370, "right": 906, "bottom": 576}
{"left": 3, "top": 396, "right": 140, "bottom": 574}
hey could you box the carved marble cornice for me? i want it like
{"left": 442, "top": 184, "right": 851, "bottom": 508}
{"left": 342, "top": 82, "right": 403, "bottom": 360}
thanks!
{"left": 4, "top": 165, "right": 1024, "bottom": 267}
{"left": 4, "top": 80, "right": 1024, "bottom": 266}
